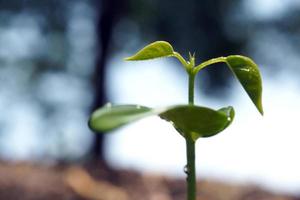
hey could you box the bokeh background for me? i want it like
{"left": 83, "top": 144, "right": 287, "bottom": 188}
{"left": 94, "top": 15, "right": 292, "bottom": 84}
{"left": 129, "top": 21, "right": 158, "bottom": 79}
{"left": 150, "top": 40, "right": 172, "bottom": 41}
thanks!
{"left": 1, "top": 0, "right": 300, "bottom": 198}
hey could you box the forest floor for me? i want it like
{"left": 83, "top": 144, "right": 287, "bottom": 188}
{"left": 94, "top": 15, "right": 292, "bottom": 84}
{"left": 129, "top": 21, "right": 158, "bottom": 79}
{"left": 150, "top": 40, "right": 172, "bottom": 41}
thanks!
{"left": 0, "top": 160, "right": 299, "bottom": 200}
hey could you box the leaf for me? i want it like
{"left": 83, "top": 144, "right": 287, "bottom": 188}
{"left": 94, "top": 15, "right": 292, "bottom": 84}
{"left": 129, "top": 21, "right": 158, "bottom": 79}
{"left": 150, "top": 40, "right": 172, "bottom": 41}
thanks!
{"left": 226, "top": 55, "right": 263, "bottom": 115}
{"left": 89, "top": 104, "right": 153, "bottom": 132}
{"left": 89, "top": 104, "right": 234, "bottom": 141}
{"left": 159, "top": 106, "right": 235, "bottom": 141}
{"left": 125, "top": 41, "right": 174, "bottom": 61}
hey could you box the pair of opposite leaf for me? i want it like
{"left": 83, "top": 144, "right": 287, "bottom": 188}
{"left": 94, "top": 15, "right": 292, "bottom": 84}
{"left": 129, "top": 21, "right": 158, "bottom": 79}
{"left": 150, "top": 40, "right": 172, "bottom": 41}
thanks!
{"left": 89, "top": 41, "right": 263, "bottom": 141}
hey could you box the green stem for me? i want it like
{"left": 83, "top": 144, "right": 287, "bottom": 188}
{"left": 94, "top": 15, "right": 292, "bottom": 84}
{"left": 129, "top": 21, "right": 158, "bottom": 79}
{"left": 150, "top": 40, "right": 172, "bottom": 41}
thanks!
{"left": 188, "top": 73, "right": 195, "bottom": 104}
{"left": 193, "top": 56, "right": 226, "bottom": 74}
{"left": 186, "top": 72, "right": 196, "bottom": 200}
{"left": 186, "top": 138, "right": 196, "bottom": 200}
{"left": 173, "top": 52, "right": 189, "bottom": 69}
{"left": 185, "top": 55, "right": 225, "bottom": 200}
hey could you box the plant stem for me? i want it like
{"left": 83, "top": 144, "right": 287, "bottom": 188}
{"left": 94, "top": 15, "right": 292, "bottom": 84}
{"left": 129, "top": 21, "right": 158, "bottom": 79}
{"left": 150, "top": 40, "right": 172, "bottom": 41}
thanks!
{"left": 186, "top": 138, "right": 196, "bottom": 200}
{"left": 186, "top": 72, "right": 196, "bottom": 200}
{"left": 188, "top": 73, "right": 195, "bottom": 104}
{"left": 174, "top": 52, "right": 189, "bottom": 68}
{"left": 193, "top": 57, "right": 226, "bottom": 74}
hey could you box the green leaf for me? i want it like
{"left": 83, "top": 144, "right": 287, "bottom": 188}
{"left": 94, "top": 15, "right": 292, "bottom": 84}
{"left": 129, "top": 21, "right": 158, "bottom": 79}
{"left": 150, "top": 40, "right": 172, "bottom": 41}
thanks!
{"left": 125, "top": 41, "right": 174, "bottom": 61}
{"left": 159, "top": 105, "right": 235, "bottom": 141}
{"left": 226, "top": 55, "right": 263, "bottom": 115}
{"left": 89, "top": 104, "right": 234, "bottom": 141}
{"left": 89, "top": 104, "right": 153, "bottom": 132}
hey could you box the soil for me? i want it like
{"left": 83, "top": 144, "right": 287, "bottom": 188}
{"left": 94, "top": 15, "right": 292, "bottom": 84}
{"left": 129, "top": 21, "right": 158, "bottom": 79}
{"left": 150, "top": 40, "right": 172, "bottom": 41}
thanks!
{"left": 0, "top": 160, "right": 298, "bottom": 200}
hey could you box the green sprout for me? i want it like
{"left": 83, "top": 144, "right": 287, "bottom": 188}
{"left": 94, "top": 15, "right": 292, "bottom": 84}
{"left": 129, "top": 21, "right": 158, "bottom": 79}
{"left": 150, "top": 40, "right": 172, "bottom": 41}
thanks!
{"left": 88, "top": 41, "right": 263, "bottom": 200}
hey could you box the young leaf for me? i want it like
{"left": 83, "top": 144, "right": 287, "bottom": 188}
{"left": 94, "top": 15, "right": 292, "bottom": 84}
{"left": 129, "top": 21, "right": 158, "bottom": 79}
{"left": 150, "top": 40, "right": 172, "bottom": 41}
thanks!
{"left": 89, "top": 104, "right": 234, "bottom": 141}
{"left": 225, "top": 55, "right": 263, "bottom": 115}
{"left": 159, "top": 106, "right": 235, "bottom": 141}
{"left": 89, "top": 104, "right": 153, "bottom": 132}
{"left": 125, "top": 41, "right": 174, "bottom": 61}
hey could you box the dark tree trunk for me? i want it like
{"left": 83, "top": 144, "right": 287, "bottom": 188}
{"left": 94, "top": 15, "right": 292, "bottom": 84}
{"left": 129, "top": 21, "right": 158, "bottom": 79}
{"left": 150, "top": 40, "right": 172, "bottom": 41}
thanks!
{"left": 90, "top": 0, "right": 125, "bottom": 161}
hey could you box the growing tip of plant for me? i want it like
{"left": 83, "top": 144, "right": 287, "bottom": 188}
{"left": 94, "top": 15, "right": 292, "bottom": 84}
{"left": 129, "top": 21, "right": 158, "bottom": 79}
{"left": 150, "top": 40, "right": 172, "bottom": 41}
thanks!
{"left": 188, "top": 52, "right": 195, "bottom": 68}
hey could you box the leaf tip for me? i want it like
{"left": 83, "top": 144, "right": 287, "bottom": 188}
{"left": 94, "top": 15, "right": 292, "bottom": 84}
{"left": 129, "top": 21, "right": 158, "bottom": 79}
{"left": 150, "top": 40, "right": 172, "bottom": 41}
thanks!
{"left": 254, "top": 93, "right": 264, "bottom": 116}
{"left": 258, "top": 105, "right": 264, "bottom": 116}
{"left": 88, "top": 118, "right": 103, "bottom": 133}
{"left": 123, "top": 57, "right": 132, "bottom": 61}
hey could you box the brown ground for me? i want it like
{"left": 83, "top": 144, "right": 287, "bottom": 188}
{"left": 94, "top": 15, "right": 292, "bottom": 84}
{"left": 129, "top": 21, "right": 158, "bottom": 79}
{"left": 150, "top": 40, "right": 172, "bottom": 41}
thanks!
{"left": 0, "top": 161, "right": 298, "bottom": 200}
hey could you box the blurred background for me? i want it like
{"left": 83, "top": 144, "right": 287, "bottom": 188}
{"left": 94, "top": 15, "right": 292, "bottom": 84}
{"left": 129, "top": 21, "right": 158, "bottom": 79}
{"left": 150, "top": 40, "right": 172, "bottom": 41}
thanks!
{"left": 1, "top": 0, "right": 300, "bottom": 199}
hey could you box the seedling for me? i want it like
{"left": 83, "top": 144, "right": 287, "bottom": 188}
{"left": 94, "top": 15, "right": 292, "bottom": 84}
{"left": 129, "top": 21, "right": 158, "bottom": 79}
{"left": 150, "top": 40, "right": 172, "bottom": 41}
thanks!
{"left": 89, "top": 41, "right": 263, "bottom": 200}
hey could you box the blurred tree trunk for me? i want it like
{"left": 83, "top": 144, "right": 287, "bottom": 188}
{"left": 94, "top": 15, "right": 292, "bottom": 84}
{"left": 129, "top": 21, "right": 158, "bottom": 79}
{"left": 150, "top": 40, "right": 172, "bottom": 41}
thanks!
{"left": 90, "top": 0, "right": 125, "bottom": 161}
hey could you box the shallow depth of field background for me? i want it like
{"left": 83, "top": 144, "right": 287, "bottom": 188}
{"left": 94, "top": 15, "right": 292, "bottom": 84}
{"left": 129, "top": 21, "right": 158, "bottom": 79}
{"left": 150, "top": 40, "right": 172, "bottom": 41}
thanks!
{"left": 1, "top": 0, "right": 300, "bottom": 196}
